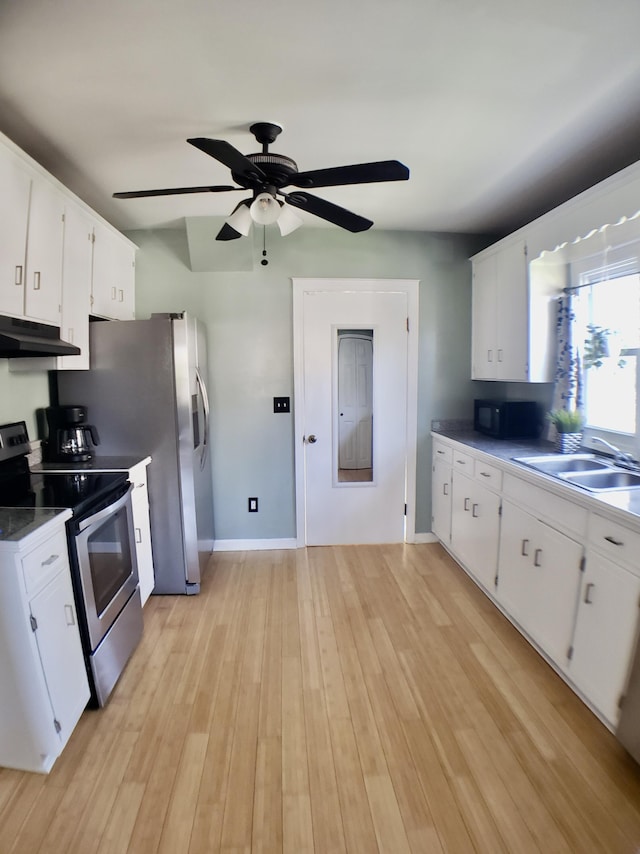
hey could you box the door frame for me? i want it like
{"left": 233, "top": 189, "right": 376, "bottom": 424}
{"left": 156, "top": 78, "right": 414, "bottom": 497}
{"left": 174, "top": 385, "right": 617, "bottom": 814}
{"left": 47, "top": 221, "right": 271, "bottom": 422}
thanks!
{"left": 292, "top": 277, "right": 419, "bottom": 547}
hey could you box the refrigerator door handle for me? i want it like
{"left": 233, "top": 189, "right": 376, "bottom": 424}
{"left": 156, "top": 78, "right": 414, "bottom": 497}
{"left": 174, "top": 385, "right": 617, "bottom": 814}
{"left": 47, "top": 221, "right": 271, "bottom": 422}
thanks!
{"left": 195, "top": 366, "right": 210, "bottom": 470}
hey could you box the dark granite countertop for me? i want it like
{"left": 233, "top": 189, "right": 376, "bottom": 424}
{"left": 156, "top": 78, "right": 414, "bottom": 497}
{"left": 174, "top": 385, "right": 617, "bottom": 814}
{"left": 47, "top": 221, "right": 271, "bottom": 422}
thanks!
{"left": 0, "top": 507, "right": 71, "bottom": 545}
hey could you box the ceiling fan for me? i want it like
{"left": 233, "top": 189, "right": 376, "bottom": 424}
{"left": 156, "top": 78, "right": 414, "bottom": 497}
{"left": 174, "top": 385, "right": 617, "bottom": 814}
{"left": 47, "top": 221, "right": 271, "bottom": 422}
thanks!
{"left": 113, "top": 122, "right": 410, "bottom": 240}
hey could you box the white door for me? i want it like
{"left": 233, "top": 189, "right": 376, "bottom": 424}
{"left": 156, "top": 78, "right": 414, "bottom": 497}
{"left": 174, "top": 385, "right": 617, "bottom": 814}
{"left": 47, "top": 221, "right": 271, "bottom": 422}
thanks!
{"left": 294, "top": 280, "right": 417, "bottom": 546}
{"left": 338, "top": 334, "right": 373, "bottom": 469}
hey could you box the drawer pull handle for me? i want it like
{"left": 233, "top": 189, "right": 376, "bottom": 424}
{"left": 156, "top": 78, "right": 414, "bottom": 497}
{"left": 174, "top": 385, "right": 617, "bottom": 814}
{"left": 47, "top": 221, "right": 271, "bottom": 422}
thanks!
{"left": 33, "top": 271, "right": 41, "bottom": 290}
{"left": 64, "top": 604, "right": 76, "bottom": 626}
{"left": 604, "top": 535, "right": 624, "bottom": 547}
{"left": 464, "top": 497, "right": 470, "bottom": 511}
{"left": 487, "top": 349, "right": 493, "bottom": 362}
{"left": 15, "top": 265, "right": 23, "bottom": 286}
{"left": 534, "top": 548, "right": 543, "bottom": 567}
{"left": 436, "top": 449, "right": 445, "bottom": 455}
{"left": 584, "top": 583, "right": 595, "bottom": 605}
{"left": 41, "top": 554, "right": 59, "bottom": 566}
{"left": 497, "top": 349, "right": 503, "bottom": 362}
{"left": 472, "top": 503, "right": 479, "bottom": 518}
{"left": 456, "top": 459, "right": 466, "bottom": 465}
{"left": 443, "top": 483, "right": 449, "bottom": 496}
{"left": 521, "top": 539, "right": 530, "bottom": 557}
{"left": 479, "top": 471, "right": 491, "bottom": 478}
{"left": 135, "top": 527, "right": 142, "bottom": 544}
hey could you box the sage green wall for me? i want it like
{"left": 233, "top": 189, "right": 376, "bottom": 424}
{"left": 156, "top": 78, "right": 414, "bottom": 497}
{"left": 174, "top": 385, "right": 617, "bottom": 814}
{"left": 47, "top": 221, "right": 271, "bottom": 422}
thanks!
{"left": 129, "top": 225, "right": 489, "bottom": 540}
{"left": 0, "top": 362, "right": 49, "bottom": 439}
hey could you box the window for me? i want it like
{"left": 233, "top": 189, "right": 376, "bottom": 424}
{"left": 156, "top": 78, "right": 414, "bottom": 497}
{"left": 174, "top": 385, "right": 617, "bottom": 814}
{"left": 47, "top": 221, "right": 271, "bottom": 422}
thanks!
{"left": 570, "top": 259, "right": 640, "bottom": 456}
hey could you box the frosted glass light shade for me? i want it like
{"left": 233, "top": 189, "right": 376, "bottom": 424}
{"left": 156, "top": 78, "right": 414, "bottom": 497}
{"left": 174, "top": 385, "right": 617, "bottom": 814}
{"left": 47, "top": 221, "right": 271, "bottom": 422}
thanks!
{"left": 277, "top": 203, "right": 303, "bottom": 236}
{"left": 250, "top": 192, "right": 281, "bottom": 225}
{"left": 226, "top": 202, "right": 252, "bottom": 236}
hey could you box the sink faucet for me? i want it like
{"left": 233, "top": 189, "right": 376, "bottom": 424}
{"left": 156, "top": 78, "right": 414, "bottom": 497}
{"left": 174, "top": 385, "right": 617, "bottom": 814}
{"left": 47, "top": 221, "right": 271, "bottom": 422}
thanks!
{"left": 592, "top": 437, "right": 640, "bottom": 470}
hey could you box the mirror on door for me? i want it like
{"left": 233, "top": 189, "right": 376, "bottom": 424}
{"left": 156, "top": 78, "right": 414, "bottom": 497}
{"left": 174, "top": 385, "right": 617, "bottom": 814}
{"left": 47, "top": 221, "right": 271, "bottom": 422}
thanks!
{"left": 337, "top": 329, "right": 373, "bottom": 483}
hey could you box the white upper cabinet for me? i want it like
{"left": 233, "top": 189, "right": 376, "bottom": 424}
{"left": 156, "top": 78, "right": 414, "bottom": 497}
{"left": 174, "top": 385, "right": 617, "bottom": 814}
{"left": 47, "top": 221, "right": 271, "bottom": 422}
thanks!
{"left": 91, "top": 221, "right": 136, "bottom": 321}
{"left": 23, "top": 177, "right": 65, "bottom": 324}
{"left": 0, "top": 147, "right": 65, "bottom": 325}
{"left": 0, "top": 130, "right": 136, "bottom": 345}
{"left": 0, "top": 150, "right": 31, "bottom": 318}
{"left": 471, "top": 234, "right": 552, "bottom": 382}
{"left": 57, "top": 202, "right": 94, "bottom": 369}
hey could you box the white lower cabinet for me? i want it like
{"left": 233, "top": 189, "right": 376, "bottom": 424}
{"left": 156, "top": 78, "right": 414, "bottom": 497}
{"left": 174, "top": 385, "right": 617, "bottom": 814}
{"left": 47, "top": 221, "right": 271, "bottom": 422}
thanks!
{"left": 430, "top": 433, "right": 640, "bottom": 730}
{"left": 129, "top": 461, "right": 154, "bottom": 605}
{"left": 451, "top": 470, "right": 501, "bottom": 592}
{"left": 497, "top": 499, "right": 583, "bottom": 665}
{"left": 431, "top": 457, "right": 452, "bottom": 544}
{"left": 567, "top": 516, "right": 640, "bottom": 726}
{"left": 0, "top": 515, "right": 90, "bottom": 773}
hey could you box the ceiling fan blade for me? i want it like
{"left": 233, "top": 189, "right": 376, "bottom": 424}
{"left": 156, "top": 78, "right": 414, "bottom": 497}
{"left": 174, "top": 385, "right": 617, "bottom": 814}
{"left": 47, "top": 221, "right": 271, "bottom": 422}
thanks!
{"left": 187, "top": 138, "right": 266, "bottom": 183}
{"left": 113, "top": 185, "right": 240, "bottom": 199}
{"left": 216, "top": 223, "right": 243, "bottom": 241}
{"left": 290, "top": 160, "right": 409, "bottom": 189}
{"left": 282, "top": 191, "right": 373, "bottom": 233}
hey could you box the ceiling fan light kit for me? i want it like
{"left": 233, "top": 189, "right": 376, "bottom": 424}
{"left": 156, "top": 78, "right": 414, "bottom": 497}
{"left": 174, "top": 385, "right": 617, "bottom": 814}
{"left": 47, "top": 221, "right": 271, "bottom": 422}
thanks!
{"left": 226, "top": 200, "right": 252, "bottom": 236}
{"left": 250, "top": 191, "right": 281, "bottom": 225}
{"left": 113, "top": 121, "right": 409, "bottom": 241}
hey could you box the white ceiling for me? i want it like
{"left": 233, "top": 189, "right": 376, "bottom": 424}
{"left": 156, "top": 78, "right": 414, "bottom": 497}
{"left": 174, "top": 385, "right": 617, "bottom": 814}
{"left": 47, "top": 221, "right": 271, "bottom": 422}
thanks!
{"left": 1, "top": 0, "right": 640, "bottom": 238}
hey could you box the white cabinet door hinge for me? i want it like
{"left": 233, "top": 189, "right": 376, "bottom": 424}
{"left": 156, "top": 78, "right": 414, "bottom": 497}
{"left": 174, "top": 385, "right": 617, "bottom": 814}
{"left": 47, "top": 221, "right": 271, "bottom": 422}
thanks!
{"left": 567, "top": 645, "right": 574, "bottom": 661}
{"left": 30, "top": 614, "right": 38, "bottom": 632}
{"left": 54, "top": 718, "right": 61, "bottom": 734}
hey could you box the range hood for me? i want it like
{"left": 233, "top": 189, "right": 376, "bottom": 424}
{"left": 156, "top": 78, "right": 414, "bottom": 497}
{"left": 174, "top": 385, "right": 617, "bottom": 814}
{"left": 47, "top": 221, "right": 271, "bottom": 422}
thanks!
{"left": 0, "top": 316, "right": 81, "bottom": 358}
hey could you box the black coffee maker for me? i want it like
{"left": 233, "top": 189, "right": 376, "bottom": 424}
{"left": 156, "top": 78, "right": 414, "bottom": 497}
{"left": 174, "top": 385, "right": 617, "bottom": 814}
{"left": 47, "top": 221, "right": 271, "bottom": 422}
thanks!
{"left": 44, "top": 405, "right": 100, "bottom": 462}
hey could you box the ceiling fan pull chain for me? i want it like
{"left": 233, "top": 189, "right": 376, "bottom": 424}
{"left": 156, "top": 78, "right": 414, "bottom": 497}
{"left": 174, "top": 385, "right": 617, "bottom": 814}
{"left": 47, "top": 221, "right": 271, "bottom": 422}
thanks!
{"left": 261, "top": 226, "right": 269, "bottom": 266}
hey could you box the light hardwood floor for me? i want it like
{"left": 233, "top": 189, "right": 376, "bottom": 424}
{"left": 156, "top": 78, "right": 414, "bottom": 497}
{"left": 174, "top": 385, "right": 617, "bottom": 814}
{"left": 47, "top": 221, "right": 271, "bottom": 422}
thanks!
{"left": 2, "top": 543, "right": 640, "bottom": 853}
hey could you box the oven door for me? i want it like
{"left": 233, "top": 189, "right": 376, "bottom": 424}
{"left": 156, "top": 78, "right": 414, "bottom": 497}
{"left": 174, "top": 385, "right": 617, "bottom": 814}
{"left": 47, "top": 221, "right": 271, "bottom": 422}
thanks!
{"left": 73, "top": 483, "right": 139, "bottom": 652}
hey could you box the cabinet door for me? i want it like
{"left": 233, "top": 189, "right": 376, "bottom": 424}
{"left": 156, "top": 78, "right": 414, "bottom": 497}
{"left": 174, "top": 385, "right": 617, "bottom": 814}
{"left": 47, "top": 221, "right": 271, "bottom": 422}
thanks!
{"left": 30, "top": 570, "right": 90, "bottom": 746}
{"left": 432, "top": 459, "right": 452, "bottom": 544}
{"left": 23, "top": 177, "right": 65, "bottom": 324}
{"left": 91, "top": 222, "right": 135, "bottom": 319}
{"left": 0, "top": 149, "right": 30, "bottom": 317}
{"left": 130, "top": 464, "right": 155, "bottom": 605}
{"left": 58, "top": 203, "right": 93, "bottom": 369}
{"left": 569, "top": 552, "right": 640, "bottom": 725}
{"left": 495, "top": 240, "right": 528, "bottom": 381}
{"left": 451, "top": 472, "right": 500, "bottom": 590}
{"left": 471, "top": 253, "right": 497, "bottom": 379}
{"left": 498, "top": 500, "right": 582, "bottom": 664}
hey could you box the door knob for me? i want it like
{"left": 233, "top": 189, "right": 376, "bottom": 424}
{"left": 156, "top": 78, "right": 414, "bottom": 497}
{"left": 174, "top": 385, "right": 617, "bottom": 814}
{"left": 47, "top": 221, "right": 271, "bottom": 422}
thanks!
{"left": 307, "top": 434, "right": 317, "bottom": 444}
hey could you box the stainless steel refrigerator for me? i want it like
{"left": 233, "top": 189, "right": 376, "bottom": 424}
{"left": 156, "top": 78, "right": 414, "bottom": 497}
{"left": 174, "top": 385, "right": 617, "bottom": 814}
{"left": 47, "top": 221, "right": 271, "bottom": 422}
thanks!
{"left": 57, "top": 312, "right": 213, "bottom": 594}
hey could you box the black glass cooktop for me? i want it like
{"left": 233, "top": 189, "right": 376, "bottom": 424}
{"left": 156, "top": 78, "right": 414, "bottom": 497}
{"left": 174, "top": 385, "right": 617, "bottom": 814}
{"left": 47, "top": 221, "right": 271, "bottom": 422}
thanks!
{"left": 0, "top": 457, "right": 128, "bottom": 518}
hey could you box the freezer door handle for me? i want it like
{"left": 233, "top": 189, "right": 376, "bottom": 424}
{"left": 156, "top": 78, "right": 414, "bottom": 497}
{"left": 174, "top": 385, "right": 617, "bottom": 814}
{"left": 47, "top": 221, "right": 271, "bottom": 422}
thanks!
{"left": 195, "top": 366, "right": 210, "bottom": 471}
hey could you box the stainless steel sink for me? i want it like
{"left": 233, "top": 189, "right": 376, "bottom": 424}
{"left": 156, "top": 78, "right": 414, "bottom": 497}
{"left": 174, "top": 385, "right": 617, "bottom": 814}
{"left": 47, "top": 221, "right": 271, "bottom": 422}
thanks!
{"left": 563, "top": 470, "right": 640, "bottom": 491}
{"left": 512, "top": 453, "right": 640, "bottom": 491}
{"left": 513, "top": 454, "right": 610, "bottom": 475}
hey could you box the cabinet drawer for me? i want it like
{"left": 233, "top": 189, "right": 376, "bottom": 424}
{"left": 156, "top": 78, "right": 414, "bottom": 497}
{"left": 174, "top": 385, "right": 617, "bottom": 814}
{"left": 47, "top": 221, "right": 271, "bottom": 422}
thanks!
{"left": 474, "top": 459, "right": 503, "bottom": 491}
{"left": 432, "top": 440, "right": 452, "bottom": 464}
{"left": 503, "top": 472, "right": 588, "bottom": 539}
{"left": 452, "top": 449, "right": 474, "bottom": 472}
{"left": 22, "top": 529, "right": 69, "bottom": 596}
{"left": 588, "top": 513, "right": 640, "bottom": 572}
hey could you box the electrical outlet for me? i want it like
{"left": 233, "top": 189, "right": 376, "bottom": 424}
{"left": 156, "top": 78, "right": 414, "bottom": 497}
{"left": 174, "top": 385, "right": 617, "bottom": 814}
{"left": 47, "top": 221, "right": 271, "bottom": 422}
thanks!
{"left": 273, "top": 396, "right": 290, "bottom": 413}
{"left": 248, "top": 497, "right": 259, "bottom": 512}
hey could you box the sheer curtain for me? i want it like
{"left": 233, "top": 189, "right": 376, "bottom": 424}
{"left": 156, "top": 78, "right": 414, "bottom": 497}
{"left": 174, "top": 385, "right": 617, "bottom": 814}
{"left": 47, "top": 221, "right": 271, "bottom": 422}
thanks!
{"left": 547, "top": 292, "right": 583, "bottom": 439}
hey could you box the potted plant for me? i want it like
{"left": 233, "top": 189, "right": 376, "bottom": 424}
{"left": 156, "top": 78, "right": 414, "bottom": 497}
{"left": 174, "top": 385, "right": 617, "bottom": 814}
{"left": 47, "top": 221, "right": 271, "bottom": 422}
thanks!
{"left": 547, "top": 408, "right": 585, "bottom": 454}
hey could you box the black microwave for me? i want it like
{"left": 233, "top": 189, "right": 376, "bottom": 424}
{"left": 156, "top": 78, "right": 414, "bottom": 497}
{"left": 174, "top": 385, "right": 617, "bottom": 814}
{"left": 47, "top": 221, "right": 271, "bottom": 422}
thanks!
{"left": 474, "top": 399, "right": 539, "bottom": 439}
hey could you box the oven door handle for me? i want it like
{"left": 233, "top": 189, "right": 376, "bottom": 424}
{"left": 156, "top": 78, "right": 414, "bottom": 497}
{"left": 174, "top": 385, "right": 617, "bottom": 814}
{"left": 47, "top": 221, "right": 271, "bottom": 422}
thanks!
{"left": 77, "top": 483, "right": 133, "bottom": 534}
